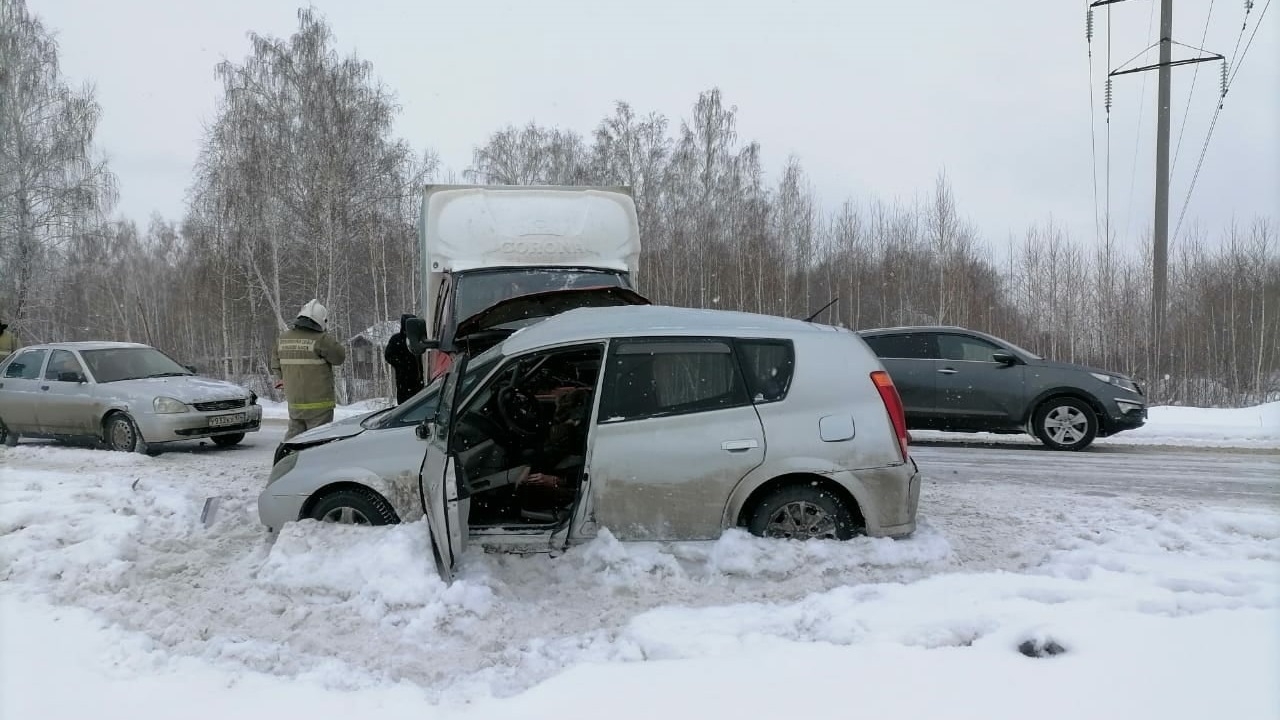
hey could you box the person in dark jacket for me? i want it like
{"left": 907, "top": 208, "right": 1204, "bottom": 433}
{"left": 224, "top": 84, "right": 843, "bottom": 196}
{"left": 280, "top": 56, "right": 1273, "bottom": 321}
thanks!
{"left": 384, "top": 313, "right": 425, "bottom": 404}
{"left": 0, "top": 320, "right": 17, "bottom": 363}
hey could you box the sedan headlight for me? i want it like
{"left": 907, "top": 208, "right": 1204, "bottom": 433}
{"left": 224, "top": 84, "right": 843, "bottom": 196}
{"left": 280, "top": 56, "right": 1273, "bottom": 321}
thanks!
{"left": 1089, "top": 372, "right": 1139, "bottom": 394}
{"left": 153, "top": 396, "right": 189, "bottom": 414}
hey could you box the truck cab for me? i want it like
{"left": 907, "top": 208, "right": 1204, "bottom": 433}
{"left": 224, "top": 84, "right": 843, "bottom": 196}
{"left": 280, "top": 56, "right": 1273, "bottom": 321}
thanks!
{"left": 418, "top": 184, "right": 643, "bottom": 379}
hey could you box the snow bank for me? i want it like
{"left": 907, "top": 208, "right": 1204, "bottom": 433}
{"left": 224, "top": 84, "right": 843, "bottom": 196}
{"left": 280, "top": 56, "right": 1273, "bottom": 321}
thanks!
{"left": 914, "top": 400, "right": 1280, "bottom": 449}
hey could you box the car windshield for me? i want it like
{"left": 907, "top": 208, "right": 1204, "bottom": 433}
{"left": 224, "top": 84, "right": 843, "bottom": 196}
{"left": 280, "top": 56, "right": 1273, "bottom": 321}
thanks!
{"left": 80, "top": 347, "right": 192, "bottom": 383}
{"left": 453, "top": 268, "right": 627, "bottom": 322}
{"left": 362, "top": 346, "right": 503, "bottom": 430}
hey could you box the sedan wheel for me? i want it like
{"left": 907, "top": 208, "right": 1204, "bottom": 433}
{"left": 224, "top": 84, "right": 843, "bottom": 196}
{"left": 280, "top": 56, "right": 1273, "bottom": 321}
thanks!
{"left": 1032, "top": 398, "right": 1098, "bottom": 451}
{"left": 105, "top": 414, "right": 140, "bottom": 452}
{"left": 747, "top": 484, "right": 859, "bottom": 541}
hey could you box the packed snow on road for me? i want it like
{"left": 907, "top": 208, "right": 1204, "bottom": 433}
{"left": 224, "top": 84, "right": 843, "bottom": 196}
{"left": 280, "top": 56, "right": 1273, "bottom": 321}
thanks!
{"left": 2, "top": 403, "right": 1277, "bottom": 719}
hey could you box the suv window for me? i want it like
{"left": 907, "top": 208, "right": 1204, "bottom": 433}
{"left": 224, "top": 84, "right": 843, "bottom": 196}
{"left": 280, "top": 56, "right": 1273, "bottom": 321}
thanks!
{"left": 44, "top": 350, "right": 86, "bottom": 381}
{"left": 601, "top": 339, "right": 750, "bottom": 422}
{"left": 736, "top": 339, "right": 795, "bottom": 403}
{"left": 3, "top": 349, "right": 47, "bottom": 379}
{"left": 862, "top": 333, "right": 938, "bottom": 360}
{"left": 937, "top": 334, "right": 1002, "bottom": 362}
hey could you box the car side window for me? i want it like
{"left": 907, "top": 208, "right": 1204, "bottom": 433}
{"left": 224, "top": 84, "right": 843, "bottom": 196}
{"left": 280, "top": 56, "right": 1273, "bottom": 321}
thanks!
{"left": 735, "top": 339, "right": 795, "bottom": 403}
{"left": 4, "top": 349, "right": 48, "bottom": 380}
{"left": 862, "top": 333, "right": 939, "bottom": 360}
{"left": 937, "top": 335, "right": 1002, "bottom": 362}
{"left": 600, "top": 338, "right": 751, "bottom": 423}
{"left": 44, "top": 350, "right": 86, "bottom": 381}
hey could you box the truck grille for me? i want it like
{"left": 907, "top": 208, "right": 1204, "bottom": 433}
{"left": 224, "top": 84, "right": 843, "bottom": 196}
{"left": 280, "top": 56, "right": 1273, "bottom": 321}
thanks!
{"left": 194, "top": 399, "right": 246, "bottom": 412}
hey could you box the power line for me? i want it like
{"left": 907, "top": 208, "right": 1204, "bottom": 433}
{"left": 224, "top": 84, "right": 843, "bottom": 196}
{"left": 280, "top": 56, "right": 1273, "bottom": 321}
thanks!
{"left": 1124, "top": 1, "right": 1159, "bottom": 244}
{"left": 1168, "top": 0, "right": 1215, "bottom": 168}
{"left": 1087, "top": 5, "right": 1104, "bottom": 243}
{"left": 1171, "top": 0, "right": 1271, "bottom": 243}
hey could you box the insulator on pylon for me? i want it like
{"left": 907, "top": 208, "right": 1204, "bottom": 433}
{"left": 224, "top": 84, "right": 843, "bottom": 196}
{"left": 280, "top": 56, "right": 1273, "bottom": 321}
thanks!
{"left": 1086, "top": 9, "right": 1094, "bottom": 42}
{"left": 1105, "top": 77, "right": 1113, "bottom": 112}
{"left": 1245, "top": 0, "right": 1254, "bottom": 13}
{"left": 1219, "top": 61, "right": 1229, "bottom": 105}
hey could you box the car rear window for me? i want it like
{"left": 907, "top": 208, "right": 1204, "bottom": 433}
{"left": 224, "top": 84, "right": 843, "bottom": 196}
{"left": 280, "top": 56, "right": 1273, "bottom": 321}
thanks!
{"left": 862, "top": 333, "right": 938, "bottom": 360}
{"left": 3, "top": 349, "right": 46, "bottom": 380}
{"left": 736, "top": 339, "right": 795, "bottom": 403}
{"left": 601, "top": 339, "right": 751, "bottom": 422}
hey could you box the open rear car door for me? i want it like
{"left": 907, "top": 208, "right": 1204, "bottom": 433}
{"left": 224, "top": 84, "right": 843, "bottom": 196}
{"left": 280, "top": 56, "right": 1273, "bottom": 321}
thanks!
{"left": 418, "top": 353, "right": 470, "bottom": 583}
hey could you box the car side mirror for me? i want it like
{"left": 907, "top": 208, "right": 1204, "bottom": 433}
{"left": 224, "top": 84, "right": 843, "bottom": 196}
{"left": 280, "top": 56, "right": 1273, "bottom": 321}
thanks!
{"left": 58, "top": 371, "right": 86, "bottom": 383}
{"left": 415, "top": 420, "right": 434, "bottom": 440}
{"left": 992, "top": 351, "right": 1018, "bottom": 366}
{"left": 404, "top": 317, "right": 439, "bottom": 356}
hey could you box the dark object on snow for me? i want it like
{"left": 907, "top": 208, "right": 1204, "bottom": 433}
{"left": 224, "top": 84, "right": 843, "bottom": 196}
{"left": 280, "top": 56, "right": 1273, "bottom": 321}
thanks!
{"left": 385, "top": 314, "right": 425, "bottom": 404}
{"left": 1018, "top": 638, "right": 1068, "bottom": 658}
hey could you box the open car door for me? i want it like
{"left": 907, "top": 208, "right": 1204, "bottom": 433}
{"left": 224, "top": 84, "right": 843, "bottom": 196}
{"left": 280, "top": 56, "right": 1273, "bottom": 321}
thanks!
{"left": 418, "top": 353, "right": 471, "bottom": 583}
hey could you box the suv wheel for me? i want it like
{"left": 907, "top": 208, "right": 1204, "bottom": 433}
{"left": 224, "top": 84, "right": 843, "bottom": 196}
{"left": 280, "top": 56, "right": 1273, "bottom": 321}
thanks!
{"left": 747, "top": 484, "right": 858, "bottom": 541}
{"left": 1032, "top": 398, "right": 1097, "bottom": 451}
{"left": 0, "top": 418, "right": 16, "bottom": 447}
{"left": 307, "top": 487, "right": 399, "bottom": 526}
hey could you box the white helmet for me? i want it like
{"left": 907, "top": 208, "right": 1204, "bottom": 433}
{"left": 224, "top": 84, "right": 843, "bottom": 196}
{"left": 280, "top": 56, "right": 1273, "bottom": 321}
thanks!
{"left": 298, "top": 299, "right": 329, "bottom": 329}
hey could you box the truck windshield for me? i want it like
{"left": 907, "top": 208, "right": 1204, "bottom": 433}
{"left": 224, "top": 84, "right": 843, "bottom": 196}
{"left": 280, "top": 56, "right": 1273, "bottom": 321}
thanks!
{"left": 453, "top": 268, "right": 628, "bottom": 322}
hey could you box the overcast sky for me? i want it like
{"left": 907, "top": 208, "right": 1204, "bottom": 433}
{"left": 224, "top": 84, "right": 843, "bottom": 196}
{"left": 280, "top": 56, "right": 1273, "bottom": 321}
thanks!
{"left": 28, "top": 0, "right": 1279, "bottom": 249}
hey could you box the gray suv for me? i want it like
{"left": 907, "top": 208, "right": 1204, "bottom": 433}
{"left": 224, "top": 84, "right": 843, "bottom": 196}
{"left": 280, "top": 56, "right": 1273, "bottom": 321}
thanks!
{"left": 858, "top": 326, "right": 1146, "bottom": 450}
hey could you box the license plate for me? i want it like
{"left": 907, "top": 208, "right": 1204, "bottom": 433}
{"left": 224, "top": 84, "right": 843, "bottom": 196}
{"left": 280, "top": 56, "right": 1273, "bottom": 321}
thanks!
{"left": 209, "top": 413, "right": 246, "bottom": 428}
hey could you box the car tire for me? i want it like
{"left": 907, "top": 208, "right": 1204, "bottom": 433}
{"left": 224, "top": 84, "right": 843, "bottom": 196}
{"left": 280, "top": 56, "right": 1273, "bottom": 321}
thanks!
{"left": 104, "top": 413, "right": 154, "bottom": 455}
{"left": 1032, "top": 397, "right": 1098, "bottom": 451}
{"left": 747, "top": 484, "right": 859, "bottom": 541}
{"left": 211, "top": 433, "right": 245, "bottom": 448}
{"left": 306, "top": 487, "right": 399, "bottom": 526}
{"left": 0, "top": 418, "right": 16, "bottom": 447}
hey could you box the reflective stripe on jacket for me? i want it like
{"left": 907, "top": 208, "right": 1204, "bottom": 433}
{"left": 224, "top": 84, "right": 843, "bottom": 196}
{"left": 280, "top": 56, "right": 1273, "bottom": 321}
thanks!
{"left": 269, "top": 326, "right": 346, "bottom": 411}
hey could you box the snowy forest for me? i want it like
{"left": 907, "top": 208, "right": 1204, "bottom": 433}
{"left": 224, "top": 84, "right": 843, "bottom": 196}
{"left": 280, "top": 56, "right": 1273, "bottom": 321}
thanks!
{"left": 1, "top": 3, "right": 1276, "bottom": 407}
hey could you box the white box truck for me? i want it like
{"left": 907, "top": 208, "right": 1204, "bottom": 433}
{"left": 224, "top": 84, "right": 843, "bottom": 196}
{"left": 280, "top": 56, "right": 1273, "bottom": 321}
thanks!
{"left": 412, "top": 184, "right": 647, "bottom": 378}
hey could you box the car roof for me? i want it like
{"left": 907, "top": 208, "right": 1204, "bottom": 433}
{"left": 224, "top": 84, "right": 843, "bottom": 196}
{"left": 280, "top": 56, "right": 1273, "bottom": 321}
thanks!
{"left": 501, "top": 305, "right": 842, "bottom": 355}
{"left": 23, "top": 341, "right": 152, "bottom": 351}
{"left": 857, "top": 325, "right": 969, "bottom": 335}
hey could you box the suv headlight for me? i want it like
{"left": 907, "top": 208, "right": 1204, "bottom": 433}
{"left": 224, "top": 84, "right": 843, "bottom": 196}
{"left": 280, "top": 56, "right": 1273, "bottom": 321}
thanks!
{"left": 153, "top": 396, "right": 189, "bottom": 414}
{"left": 1089, "top": 372, "right": 1139, "bottom": 394}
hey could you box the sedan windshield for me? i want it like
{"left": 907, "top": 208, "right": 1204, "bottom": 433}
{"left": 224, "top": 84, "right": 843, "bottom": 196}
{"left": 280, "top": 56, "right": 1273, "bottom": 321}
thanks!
{"left": 454, "top": 268, "right": 627, "bottom": 322}
{"left": 81, "top": 347, "right": 192, "bottom": 383}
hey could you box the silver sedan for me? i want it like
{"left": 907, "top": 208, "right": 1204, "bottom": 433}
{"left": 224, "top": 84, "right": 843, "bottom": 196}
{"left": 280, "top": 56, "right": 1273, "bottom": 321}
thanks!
{"left": 0, "top": 341, "right": 262, "bottom": 454}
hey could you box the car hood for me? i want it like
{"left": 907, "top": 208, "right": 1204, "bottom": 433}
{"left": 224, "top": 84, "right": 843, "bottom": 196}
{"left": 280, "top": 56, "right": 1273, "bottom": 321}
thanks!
{"left": 285, "top": 411, "right": 375, "bottom": 445}
{"left": 454, "top": 286, "right": 651, "bottom": 341}
{"left": 109, "top": 375, "right": 251, "bottom": 403}
{"left": 1031, "top": 359, "right": 1134, "bottom": 380}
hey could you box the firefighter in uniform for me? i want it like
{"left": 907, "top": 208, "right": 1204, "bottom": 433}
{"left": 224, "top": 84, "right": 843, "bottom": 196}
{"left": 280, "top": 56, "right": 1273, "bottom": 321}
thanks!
{"left": 270, "top": 299, "right": 346, "bottom": 440}
{"left": 0, "top": 319, "right": 17, "bottom": 363}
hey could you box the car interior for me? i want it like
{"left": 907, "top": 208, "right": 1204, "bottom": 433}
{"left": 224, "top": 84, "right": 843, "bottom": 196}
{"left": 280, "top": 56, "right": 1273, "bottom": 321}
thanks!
{"left": 450, "top": 345, "right": 603, "bottom": 528}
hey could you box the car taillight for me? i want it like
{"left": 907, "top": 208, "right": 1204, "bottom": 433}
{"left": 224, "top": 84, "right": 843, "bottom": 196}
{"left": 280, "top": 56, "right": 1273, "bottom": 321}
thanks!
{"left": 871, "top": 370, "right": 909, "bottom": 461}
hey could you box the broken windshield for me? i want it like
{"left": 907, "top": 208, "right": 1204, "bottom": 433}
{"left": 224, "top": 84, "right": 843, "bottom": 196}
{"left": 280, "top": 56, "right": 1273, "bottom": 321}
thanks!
{"left": 453, "top": 268, "right": 628, "bottom": 323}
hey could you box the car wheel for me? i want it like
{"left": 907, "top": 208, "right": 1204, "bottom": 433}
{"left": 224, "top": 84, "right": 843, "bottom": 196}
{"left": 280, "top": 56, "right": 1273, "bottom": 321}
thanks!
{"left": 306, "top": 487, "right": 399, "bottom": 526}
{"left": 1032, "top": 398, "right": 1098, "bottom": 451}
{"left": 104, "top": 413, "right": 153, "bottom": 454}
{"left": 747, "top": 484, "right": 859, "bottom": 541}
{"left": 0, "top": 418, "right": 16, "bottom": 447}
{"left": 211, "top": 433, "right": 245, "bottom": 448}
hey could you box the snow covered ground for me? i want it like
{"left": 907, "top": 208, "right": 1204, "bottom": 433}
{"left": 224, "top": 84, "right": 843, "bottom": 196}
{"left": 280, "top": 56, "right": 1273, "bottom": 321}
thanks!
{"left": 2, "top": 408, "right": 1278, "bottom": 719}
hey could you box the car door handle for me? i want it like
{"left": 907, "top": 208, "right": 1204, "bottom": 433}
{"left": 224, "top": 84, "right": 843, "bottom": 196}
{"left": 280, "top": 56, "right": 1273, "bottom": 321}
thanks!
{"left": 721, "top": 439, "right": 759, "bottom": 452}
{"left": 937, "top": 368, "right": 958, "bottom": 375}
{"left": 40, "top": 385, "right": 50, "bottom": 391}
